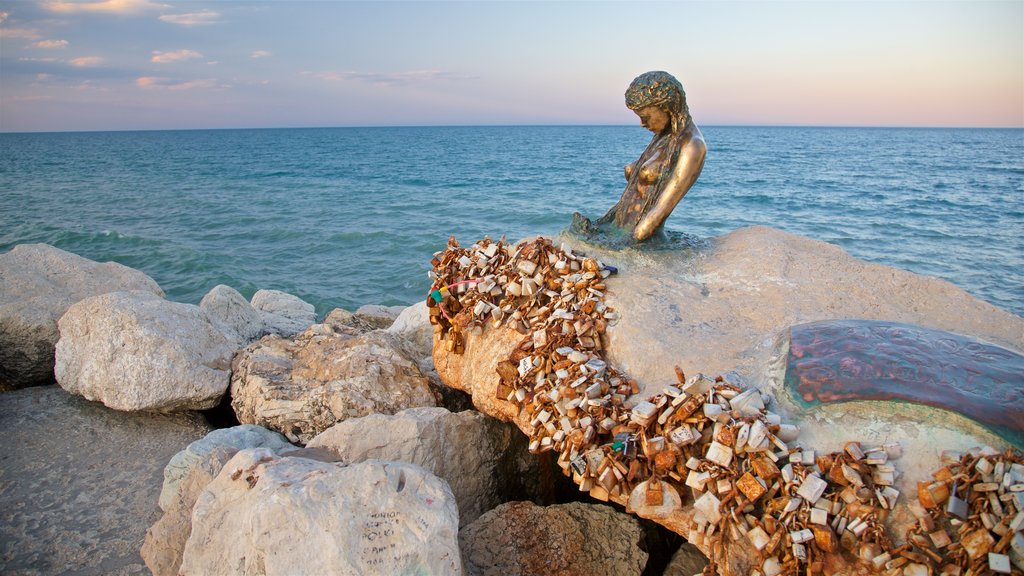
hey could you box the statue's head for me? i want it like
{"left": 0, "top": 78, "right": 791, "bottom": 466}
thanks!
{"left": 624, "top": 71, "right": 690, "bottom": 134}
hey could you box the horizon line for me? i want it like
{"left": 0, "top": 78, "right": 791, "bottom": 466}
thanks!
{"left": 2, "top": 122, "right": 1022, "bottom": 136}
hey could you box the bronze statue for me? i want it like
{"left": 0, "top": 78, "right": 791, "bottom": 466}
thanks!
{"left": 573, "top": 71, "right": 706, "bottom": 243}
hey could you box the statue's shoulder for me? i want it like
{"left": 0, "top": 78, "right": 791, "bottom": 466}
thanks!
{"left": 680, "top": 127, "right": 707, "bottom": 159}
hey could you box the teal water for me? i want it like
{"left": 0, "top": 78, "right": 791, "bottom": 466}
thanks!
{"left": 1, "top": 126, "right": 1021, "bottom": 317}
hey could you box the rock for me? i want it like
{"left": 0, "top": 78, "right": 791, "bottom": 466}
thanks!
{"left": 142, "top": 446, "right": 238, "bottom": 576}
{"left": 307, "top": 406, "right": 541, "bottom": 525}
{"left": 432, "top": 227, "right": 1024, "bottom": 575}
{"left": 387, "top": 301, "right": 434, "bottom": 362}
{"left": 459, "top": 501, "right": 648, "bottom": 576}
{"left": 662, "top": 543, "right": 709, "bottom": 576}
{"left": 0, "top": 385, "right": 210, "bottom": 575}
{"left": 0, "top": 243, "right": 163, "bottom": 388}
{"left": 250, "top": 288, "right": 316, "bottom": 337}
{"left": 354, "top": 303, "right": 406, "bottom": 330}
{"left": 178, "top": 449, "right": 461, "bottom": 575}
{"left": 599, "top": 226, "right": 1023, "bottom": 391}
{"left": 231, "top": 328, "right": 437, "bottom": 444}
{"left": 199, "top": 284, "right": 264, "bottom": 348}
{"left": 322, "top": 307, "right": 378, "bottom": 336}
{"left": 55, "top": 290, "right": 235, "bottom": 412}
{"left": 158, "top": 424, "right": 294, "bottom": 511}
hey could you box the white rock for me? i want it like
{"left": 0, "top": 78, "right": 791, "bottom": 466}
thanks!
{"left": 55, "top": 291, "right": 234, "bottom": 412}
{"left": 179, "top": 449, "right": 461, "bottom": 576}
{"left": 354, "top": 304, "right": 406, "bottom": 330}
{"left": 386, "top": 301, "right": 434, "bottom": 361}
{"left": 230, "top": 330, "right": 437, "bottom": 444}
{"left": 0, "top": 244, "right": 163, "bottom": 387}
{"left": 250, "top": 288, "right": 316, "bottom": 337}
{"left": 158, "top": 424, "right": 294, "bottom": 511}
{"left": 199, "top": 284, "right": 263, "bottom": 348}
{"left": 308, "top": 406, "right": 536, "bottom": 526}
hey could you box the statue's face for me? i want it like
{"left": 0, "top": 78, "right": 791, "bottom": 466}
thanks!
{"left": 635, "top": 106, "right": 669, "bottom": 134}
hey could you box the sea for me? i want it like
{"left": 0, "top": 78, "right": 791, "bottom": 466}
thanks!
{"left": 1, "top": 126, "right": 1022, "bottom": 318}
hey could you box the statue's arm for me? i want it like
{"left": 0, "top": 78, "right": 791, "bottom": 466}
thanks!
{"left": 632, "top": 136, "right": 707, "bottom": 242}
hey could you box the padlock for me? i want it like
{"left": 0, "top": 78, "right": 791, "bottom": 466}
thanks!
{"left": 946, "top": 480, "right": 968, "bottom": 520}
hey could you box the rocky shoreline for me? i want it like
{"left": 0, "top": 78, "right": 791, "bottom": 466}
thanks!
{"left": 1, "top": 227, "right": 1022, "bottom": 575}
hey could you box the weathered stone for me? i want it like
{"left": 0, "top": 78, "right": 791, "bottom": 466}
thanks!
{"left": 250, "top": 288, "right": 316, "bottom": 337}
{"left": 0, "top": 385, "right": 210, "bottom": 575}
{"left": 354, "top": 303, "right": 406, "bottom": 330}
{"left": 199, "top": 284, "right": 264, "bottom": 348}
{"left": 459, "top": 501, "right": 648, "bottom": 576}
{"left": 55, "top": 291, "right": 234, "bottom": 412}
{"left": 142, "top": 446, "right": 238, "bottom": 576}
{"left": 322, "top": 307, "right": 377, "bottom": 336}
{"left": 0, "top": 244, "right": 163, "bottom": 388}
{"left": 178, "top": 449, "right": 461, "bottom": 575}
{"left": 158, "top": 424, "right": 294, "bottom": 511}
{"left": 231, "top": 329, "right": 437, "bottom": 444}
{"left": 387, "top": 301, "right": 434, "bottom": 363}
{"left": 308, "top": 406, "right": 541, "bottom": 525}
{"left": 662, "top": 542, "right": 709, "bottom": 576}
{"left": 433, "top": 226, "right": 1024, "bottom": 576}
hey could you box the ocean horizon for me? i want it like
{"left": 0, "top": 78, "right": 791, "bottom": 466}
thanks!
{"left": 2, "top": 125, "right": 1021, "bottom": 317}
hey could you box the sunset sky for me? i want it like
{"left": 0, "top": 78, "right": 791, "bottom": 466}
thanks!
{"left": 1, "top": 0, "right": 1021, "bottom": 132}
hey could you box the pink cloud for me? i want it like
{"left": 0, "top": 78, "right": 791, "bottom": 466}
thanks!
{"left": 34, "top": 39, "right": 69, "bottom": 48}
{"left": 151, "top": 49, "right": 202, "bottom": 63}
{"left": 68, "top": 56, "right": 103, "bottom": 67}
{"left": 45, "top": 0, "right": 167, "bottom": 14}
{"left": 136, "top": 76, "right": 220, "bottom": 90}
{"left": 159, "top": 10, "right": 218, "bottom": 26}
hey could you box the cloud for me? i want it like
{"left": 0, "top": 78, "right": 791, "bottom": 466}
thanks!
{"left": 135, "top": 76, "right": 219, "bottom": 90}
{"left": 0, "top": 11, "right": 7, "bottom": 23}
{"left": 151, "top": 49, "right": 202, "bottom": 63}
{"left": 34, "top": 39, "right": 69, "bottom": 48}
{"left": 0, "top": 27, "right": 41, "bottom": 40}
{"left": 302, "top": 69, "right": 476, "bottom": 87}
{"left": 44, "top": 0, "right": 168, "bottom": 14}
{"left": 250, "top": 50, "right": 272, "bottom": 59}
{"left": 159, "top": 10, "right": 218, "bottom": 26}
{"left": 69, "top": 56, "right": 103, "bottom": 67}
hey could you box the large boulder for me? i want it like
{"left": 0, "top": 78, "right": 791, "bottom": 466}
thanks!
{"left": 387, "top": 301, "right": 434, "bottom": 362}
{"left": 308, "top": 406, "right": 541, "bottom": 526}
{"left": 55, "top": 290, "right": 235, "bottom": 412}
{"left": 459, "top": 501, "right": 648, "bottom": 576}
{"left": 354, "top": 304, "right": 406, "bottom": 330}
{"left": 0, "top": 385, "right": 210, "bottom": 575}
{"left": 158, "top": 424, "right": 294, "bottom": 511}
{"left": 143, "top": 446, "right": 239, "bottom": 576}
{"left": 250, "top": 289, "right": 317, "bottom": 337}
{"left": 178, "top": 449, "right": 461, "bottom": 575}
{"left": 199, "top": 284, "right": 264, "bottom": 348}
{"left": 0, "top": 244, "right": 163, "bottom": 388}
{"left": 432, "top": 227, "right": 1024, "bottom": 575}
{"left": 231, "top": 326, "right": 437, "bottom": 444}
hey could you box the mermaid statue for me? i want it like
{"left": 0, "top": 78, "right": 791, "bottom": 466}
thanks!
{"left": 573, "top": 71, "right": 707, "bottom": 243}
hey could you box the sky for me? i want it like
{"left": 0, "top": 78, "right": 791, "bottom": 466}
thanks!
{"left": 0, "top": 0, "right": 1021, "bottom": 132}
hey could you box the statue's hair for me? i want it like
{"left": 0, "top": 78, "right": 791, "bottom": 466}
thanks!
{"left": 624, "top": 71, "right": 690, "bottom": 134}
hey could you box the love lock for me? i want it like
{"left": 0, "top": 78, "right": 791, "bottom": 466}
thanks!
{"left": 946, "top": 480, "right": 969, "bottom": 520}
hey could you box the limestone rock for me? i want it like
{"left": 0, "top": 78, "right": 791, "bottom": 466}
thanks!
{"left": 662, "top": 542, "right": 709, "bottom": 576}
{"left": 55, "top": 290, "right": 235, "bottom": 412}
{"left": 250, "top": 288, "right": 316, "bottom": 337}
{"left": 308, "top": 406, "right": 540, "bottom": 525}
{"left": 0, "top": 385, "right": 210, "bottom": 575}
{"left": 387, "top": 301, "right": 434, "bottom": 362}
{"left": 178, "top": 449, "right": 461, "bottom": 575}
{"left": 158, "top": 424, "right": 294, "bottom": 511}
{"left": 599, "top": 225, "right": 1023, "bottom": 391}
{"left": 354, "top": 303, "right": 406, "bottom": 330}
{"left": 322, "top": 307, "right": 379, "bottom": 337}
{"left": 459, "top": 501, "right": 648, "bottom": 576}
{"left": 231, "top": 328, "right": 437, "bottom": 444}
{"left": 143, "top": 446, "right": 238, "bottom": 576}
{"left": 199, "top": 284, "right": 264, "bottom": 348}
{"left": 432, "top": 227, "right": 1024, "bottom": 575}
{"left": 0, "top": 243, "right": 163, "bottom": 388}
